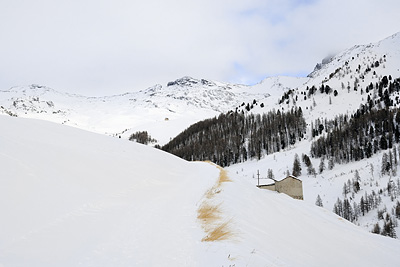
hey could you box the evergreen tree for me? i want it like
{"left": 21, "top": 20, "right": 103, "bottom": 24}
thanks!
{"left": 267, "top": 169, "right": 275, "bottom": 180}
{"left": 381, "top": 153, "right": 390, "bottom": 176}
{"left": 382, "top": 217, "right": 397, "bottom": 238}
{"left": 353, "top": 180, "right": 360, "bottom": 193}
{"left": 353, "top": 202, "right": 360, "bottom": 221}
{"left": 343, "top": 182, "right": 350, "bottom": 197}
{"left": 389, "top": 151, "right": 394, "bottom": 175}
{"left": 315, "top": 194, "right": 323, "bottom": 207}
{"left": 380, "top": 135, "right": 388, "bottom": 150}
{"left": 328, "top": 158, "right": 335, "bottom": 170}
{"left": 307, "top": 164, "right": 317, "bottom": 177}
{"left": 353, "top": 170, "right": 361, "bottom": 193}
{"left": 360, "top": 196, "right": 365, "bottom": 216}
{"left": 333, "top": 198, "right": 343, "bottom": 217}
{"left": 343, "top": 198, "right": 353, "bottom": 221}
{"left": 395, "top": 201, "right": 400, "bottom": 219}
{"left": 319, "top": 158, "right": 326, "bottom": 174}
{"left": 292, "top": 153, "right": 302, "bottom": 177}
{"left": 302, "top": 153, "right": 312, "bottom": 167}
{"left": 372, "top": 223, "right": 381, "bottom": 234}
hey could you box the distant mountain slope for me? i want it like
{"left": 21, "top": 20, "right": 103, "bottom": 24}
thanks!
{"left": 294, "top": 32, "right": 400, "bottom": 122}
{"left": 0, "top": 76, "right": 305, "bottom": 145}
{"left": 1, "top": 115, "right": 400, "bottom": 266}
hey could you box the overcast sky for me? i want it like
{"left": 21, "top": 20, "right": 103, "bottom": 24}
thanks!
{"left": 1, "top": 0, "right": 399, "bottom": 96}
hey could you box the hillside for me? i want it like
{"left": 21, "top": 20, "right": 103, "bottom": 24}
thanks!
{"left": 237, "top": 32, "right": 400, "bottom": 237}
{"left": 154, "top": 32, "right": 400, "bottom": 237}
{"left": 248, "top": 32, "right": 400, "bottom": 124}
{"left": 1, "top": 115, "right": 400, "bottom": 266}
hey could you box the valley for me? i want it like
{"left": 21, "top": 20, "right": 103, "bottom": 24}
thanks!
{"left": 2, "top": 32, "right": 400, "bottom": 266}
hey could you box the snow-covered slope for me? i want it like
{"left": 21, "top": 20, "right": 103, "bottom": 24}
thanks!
{"left": 1, "top": 115, "right": 400, "bottom": 266}
{"left": 226, "top": 32, "right": 400, "bottom": 237}
{"left": 293, "top": 32, "right": 400, "bottom": 122}
{"left": 308, "top": 32, "right": 400, "bottom": 84}
{"left": 228, "top": 138, "right": 400, "bottom": 236}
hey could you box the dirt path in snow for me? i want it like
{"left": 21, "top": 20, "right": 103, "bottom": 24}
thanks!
{"left": 197, "top": 163, "right": 233, "bottom": 242}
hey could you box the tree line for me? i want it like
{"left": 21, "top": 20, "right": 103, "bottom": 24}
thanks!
{"left": 331, "top": 177, "right": 400, "bottom": 239}
{"left": 162, "top": 107, "right": 306, "bottom": 167}
{"left": 310, "top": 107, "right": 400, "bottom": 164}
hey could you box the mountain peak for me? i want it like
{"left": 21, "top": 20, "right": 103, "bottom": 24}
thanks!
{"left": 166, "top": 76, "right": 216, "bottom": 87}
{"left": 307, "top": 54, "right": 335, "bottom": 78}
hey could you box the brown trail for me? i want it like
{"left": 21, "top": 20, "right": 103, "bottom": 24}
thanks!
{"left": 197, "top": 163, "right": 233, "bottom": 242}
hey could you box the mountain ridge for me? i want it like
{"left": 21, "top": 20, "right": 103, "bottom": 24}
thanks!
{"left": 1, "top": 32, "right": 399, "bottom": 144}
{"left": 0, "top": 75, "right": 302, "bottom": 144}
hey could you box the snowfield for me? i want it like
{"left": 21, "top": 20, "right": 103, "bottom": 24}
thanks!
{"left": 1, "top": 115, "right": 400, "bottom": 266}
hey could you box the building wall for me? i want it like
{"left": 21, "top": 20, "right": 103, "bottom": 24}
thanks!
{"left": 275, "top": 177, "right": 303, "bottom": 200}
{"left": 257, "top": 184, "right": 276, "bottom": 191}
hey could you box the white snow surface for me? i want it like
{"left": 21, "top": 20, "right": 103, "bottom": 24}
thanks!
{"left": 1, "top": 115, "right": 400, "bottom": 266}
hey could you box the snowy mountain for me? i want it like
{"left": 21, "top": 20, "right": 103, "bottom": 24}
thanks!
{"left": 1, "top": 115, "right": 400, "bottom": 266}
{"left": 250, "top": 32, "right": 400, "bottom": 123}
{"left": 1, "top": 33, "right": 400, "bottom": 145}
{"left": 0, "top": 76, "right": 305, "bottom": 144}
{"left": 225, "top": 32, "right": 400, "bottom": 238}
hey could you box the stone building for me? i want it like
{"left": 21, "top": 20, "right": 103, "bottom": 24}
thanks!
{"left": 257, "top": 175, "right": 303, "bottom": 200}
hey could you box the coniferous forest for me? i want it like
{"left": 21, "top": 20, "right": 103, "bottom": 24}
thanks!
{"left": 159, "top": 73, "right": 400, "bottom": 238}
{"left": 310, "top": 76, "right": 400, "bottom": 163}
{"left": 162, "top": 107, "right": 306, "bottom": 167}
{"left": 310, "top": 107, "right": 400, "bottom": 164}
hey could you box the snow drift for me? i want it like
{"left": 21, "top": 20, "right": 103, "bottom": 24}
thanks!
{"left": 1, "top": 115, "right": 400, "bottom": 266}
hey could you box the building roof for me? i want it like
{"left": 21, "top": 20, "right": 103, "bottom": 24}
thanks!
{"left": 284, "top": 175, "right": 302, "bottom": 182}
{"left": 274, "top": 175, "right": 302, "bottom": 182}
{"left": 257, "top": 175, "right": 302, "bottom": 187}
{"left": 262, "top": 178, "right": 276, "bottom": 186}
